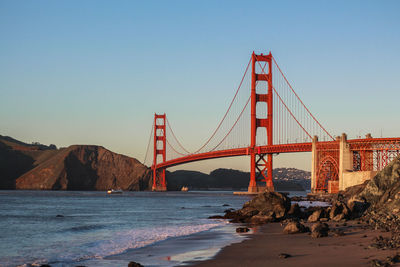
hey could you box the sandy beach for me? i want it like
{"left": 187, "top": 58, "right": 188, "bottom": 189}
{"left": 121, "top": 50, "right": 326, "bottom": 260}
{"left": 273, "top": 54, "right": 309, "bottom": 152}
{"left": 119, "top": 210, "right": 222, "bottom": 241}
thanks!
{"left": 192, "top": 221, "right": 400, "bottom": 267}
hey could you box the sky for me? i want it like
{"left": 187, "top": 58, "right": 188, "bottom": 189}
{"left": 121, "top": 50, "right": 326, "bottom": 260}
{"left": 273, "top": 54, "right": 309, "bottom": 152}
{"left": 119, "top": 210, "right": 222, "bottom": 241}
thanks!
{"left": 1, "top": 0, "right": 399, "bottom": 173}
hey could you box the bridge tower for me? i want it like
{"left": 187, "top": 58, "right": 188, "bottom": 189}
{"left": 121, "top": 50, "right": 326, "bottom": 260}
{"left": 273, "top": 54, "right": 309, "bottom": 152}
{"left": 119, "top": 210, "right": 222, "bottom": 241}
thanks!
{"left": 152, "top": 113, "right": 167, "bottom": 191}
{"left": 249, "top": 52, "right": 274, "bottom": 193}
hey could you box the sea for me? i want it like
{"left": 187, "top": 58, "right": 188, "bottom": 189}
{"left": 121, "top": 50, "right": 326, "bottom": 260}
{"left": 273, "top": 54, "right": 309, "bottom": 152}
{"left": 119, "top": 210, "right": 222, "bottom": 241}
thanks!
{"left": 0, "top": 190, "right": 258, "bottom": 267}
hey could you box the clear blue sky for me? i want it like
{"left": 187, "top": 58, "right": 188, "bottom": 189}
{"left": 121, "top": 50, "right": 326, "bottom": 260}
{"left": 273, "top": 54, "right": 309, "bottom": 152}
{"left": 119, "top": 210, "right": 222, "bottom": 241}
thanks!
{"left": 1, "top": 0, "right": 399, "bottom": 172}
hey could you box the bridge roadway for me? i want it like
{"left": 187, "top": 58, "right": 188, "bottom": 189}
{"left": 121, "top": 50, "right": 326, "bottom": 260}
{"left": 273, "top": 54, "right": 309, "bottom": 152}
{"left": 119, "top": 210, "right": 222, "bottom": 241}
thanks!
{"left": 157, "top": 137, "right": 400, "bottom": 169}
{"left": 157, "top": 142, "right": 314, "bottom": 169}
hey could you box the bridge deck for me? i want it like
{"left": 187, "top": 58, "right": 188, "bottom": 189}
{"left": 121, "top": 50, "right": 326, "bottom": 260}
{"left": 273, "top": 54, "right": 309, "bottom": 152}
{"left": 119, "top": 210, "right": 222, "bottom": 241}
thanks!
{"left": 157, "top": 142, "right": 313, "bottom": 169}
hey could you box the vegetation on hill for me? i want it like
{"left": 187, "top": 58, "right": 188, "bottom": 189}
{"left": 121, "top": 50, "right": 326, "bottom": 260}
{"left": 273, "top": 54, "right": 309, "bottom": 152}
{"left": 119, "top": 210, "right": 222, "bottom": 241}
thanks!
{"left": 166, "top": 167, "right": 310, "bottom": 191}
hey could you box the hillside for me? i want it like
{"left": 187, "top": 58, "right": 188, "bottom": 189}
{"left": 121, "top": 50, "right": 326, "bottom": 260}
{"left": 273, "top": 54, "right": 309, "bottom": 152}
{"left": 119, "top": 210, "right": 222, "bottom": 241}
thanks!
{"left": 0, "top": 136, "right": 151, "bottom": 190}
{"left": 1, "top": 135, "right": 310, "bottom": 191}
{"left": 166, "top": 167, "right": 310, "bottom": 191}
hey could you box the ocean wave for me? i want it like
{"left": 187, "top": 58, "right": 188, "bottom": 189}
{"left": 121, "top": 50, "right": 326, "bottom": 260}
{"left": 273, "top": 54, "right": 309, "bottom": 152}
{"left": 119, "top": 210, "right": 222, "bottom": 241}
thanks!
{"left": 66, "top": 224, "right": 106, "bottom": 232}
{"left": 84, "top": 221, "right": 225, "bottom": 259}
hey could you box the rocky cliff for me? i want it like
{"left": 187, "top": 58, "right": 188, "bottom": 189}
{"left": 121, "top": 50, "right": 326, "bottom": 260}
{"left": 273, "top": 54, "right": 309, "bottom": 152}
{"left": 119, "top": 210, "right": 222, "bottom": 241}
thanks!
{"left": 0, "top": 136, "right": 151, "bottom": 190}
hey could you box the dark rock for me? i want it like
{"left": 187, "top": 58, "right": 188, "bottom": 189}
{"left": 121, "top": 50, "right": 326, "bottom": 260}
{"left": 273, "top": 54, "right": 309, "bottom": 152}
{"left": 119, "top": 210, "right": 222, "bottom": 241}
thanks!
{"left": 242, "top": 191, "right": 291, "bottom": 220}
{"left": 389, "top": 254, "right": 400, "bottom": 264}
{"left": 128, "top": 261, "right": 144, "bottom": 267}
{"left": 332, "top": 229, "right": 345, "bottom": 236}
{"left": 239, "top": 207, "right": 260, "bottom": 218}
{"left": 311, "top": 222, "right": 329, "bottom": 238}
{"left": 291, "top": 196, "right": 305, "bottom": 202}
{"left": 40, "top": 265, "right": 51, "bottom": 267}
{"left": 283, "top": 221, "right": 309, "bottom": 234}
{"left": 329, "top": 201, "right": 350, "bottom": 221}
{"left": 56, "top": 214, "right": 64, "bottom": 218}
{"left": 250, "top": 214, "right": 275, "bottom": 224}
{"left": 347, "top": 200, "right": 369, "bottom": 218}
{"left": 224, "top": 208, "right": 234, "bottom": 213}
{"left": 358, "top": 158, "right": 400, "bottom": 207}
{"left": 287, "top": 203, "right": 302, "bottom": 218}
{"left": 224, "top": 210, "right": 247, "bottom": 223}
{"left": 222, "top": 204, "right": 230, "bottom": 207}
{"left": 370, "top": 259, "right": 390, "bottom": 267}
{"left": 236, "top": 227, "right": 250, "bottom": 233}
{"left": 278, "top": 253, "right": 292, "bottom": 259}
{"left": 307, "top": 209, "right": 324, "bottom": 222}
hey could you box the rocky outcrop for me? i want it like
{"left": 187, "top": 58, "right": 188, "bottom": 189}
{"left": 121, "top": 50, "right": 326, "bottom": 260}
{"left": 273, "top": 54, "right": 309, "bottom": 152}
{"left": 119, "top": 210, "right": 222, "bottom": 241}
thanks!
{"left": 15, "top": 145, "right": 151, "bottom": 191}
{"left": 223, "top": 191, "right": 291, "bottom": 224}
{"left": 283, "top": 221, "right": 309, "bottom": 234}
{"left": 242, "top": 191, "right": 291, "bottom": 219}
{"left": 311, "top": 222, "right": 329, "bottom": 238}
{"left": 351, "top": 157, "right": 400, "bottom": 210}
{"left": 0, "top": 136, "right": 61, "bottom": 189}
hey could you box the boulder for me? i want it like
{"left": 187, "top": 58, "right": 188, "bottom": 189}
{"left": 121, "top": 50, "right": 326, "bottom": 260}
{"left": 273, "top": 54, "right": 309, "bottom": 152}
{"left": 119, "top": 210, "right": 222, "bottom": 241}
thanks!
{"left": 250, "top": 214, "right": 275, "bottom": 224}
{"left": 347, "top": 199, "right": 369, "bottom": 219}
{"left": 357, "top": 157, "right": 400, "bottom": 206}
{"left": 238, "top": 207, "right": 260, "bottom": 218}
{"left": 332, "top": 229, "right": 345, "bottom": 237}
{"left": 311, "top": 222, "right": 329, "bottom": 238}
{"left": 278, "top": 253, "right": 292, "bottom": 259}
{"left": 287, "top": 203, "right": 302, "bottom": 218}
{"left": 307, "top": 209, "right": 324, "bottom": 222}
{"left": 128, "top": 261, "right": 144, "bottom": 267}
{"left": 223, "top": 210, "right": 247, "bottom": 223}
{"left": 329, "top": 201, "right": 350, "bottom": 220}
{"left": 236, "top": 227, "right": 250, "bottom": 233}
{"left": 283, "top": 221, "right": 309, "bottom": 234}
{"left": 242, "top": 191, "right": 291, "bottom": 220}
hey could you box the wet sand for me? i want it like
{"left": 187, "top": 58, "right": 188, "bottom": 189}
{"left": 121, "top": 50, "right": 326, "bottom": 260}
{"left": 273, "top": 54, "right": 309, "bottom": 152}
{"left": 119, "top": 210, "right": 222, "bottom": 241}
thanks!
{"left": 190, "top": 221, "right": 400, "bottom": 267}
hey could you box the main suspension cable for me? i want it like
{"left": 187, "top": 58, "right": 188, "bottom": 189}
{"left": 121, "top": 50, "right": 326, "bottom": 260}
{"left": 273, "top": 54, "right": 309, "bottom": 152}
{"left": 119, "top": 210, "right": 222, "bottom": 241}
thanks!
{"left": 271, "top": 56, "right": 334, "bottom": 140}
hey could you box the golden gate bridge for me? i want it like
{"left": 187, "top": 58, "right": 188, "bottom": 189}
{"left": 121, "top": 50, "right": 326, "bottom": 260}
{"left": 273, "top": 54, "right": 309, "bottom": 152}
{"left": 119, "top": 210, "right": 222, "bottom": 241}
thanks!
{"left": 143, "top": 52, "right": 400, "bottom": 193}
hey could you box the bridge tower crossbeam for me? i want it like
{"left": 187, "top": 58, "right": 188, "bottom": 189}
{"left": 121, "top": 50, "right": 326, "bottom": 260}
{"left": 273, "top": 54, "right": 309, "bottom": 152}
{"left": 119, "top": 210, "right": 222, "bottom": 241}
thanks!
{"left": 249, "top": 52, "right": 274, "bottom": 193}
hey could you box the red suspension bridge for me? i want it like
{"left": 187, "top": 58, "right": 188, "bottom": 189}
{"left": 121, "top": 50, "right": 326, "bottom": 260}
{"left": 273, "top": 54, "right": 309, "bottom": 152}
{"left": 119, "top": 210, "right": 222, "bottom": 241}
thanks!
{"left": 143, "top": 52, "right": 400, "bottom": 193}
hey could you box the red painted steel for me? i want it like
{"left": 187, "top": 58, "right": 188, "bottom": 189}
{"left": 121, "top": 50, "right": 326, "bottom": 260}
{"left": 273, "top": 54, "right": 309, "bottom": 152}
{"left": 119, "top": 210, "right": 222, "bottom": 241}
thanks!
{"left": 148, "top": 52, "right": 400, "bottom": 194}
{"left": 249, "top": 52, "right": 274, "bottom": 192}
{"left": 349, "top": 138, "right": 400, "bottom": 171}
{"left": 156, "top": 142, "right": 313, "bottom": 169}
{"left": 152, "top": 114, "right": 167, "bottom": 191}
{"left": 315, "top": 141, "right": 340, "bottom": 192}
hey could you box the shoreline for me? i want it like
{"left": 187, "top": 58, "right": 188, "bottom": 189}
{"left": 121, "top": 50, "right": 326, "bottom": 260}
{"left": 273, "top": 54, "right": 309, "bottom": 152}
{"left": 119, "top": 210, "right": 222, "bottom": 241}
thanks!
{"left": 189, "top": 220, "right": 400, "bottom": 267}
{"left": 101, "top": 222, "right": 250, "bottom": 267}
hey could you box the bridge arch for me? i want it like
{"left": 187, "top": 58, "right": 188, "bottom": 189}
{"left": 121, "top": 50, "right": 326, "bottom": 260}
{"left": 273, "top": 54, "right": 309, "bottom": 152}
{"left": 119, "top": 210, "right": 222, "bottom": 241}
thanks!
{"left": 316, "top": 155, "right": 339, "bottom": 192}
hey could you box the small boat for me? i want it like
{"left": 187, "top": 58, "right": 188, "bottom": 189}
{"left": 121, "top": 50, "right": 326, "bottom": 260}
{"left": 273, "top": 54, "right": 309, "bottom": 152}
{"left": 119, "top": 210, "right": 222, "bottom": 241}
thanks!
{"left": 181, "top": 186, "right": 189, "bottom": 192}
{"left": 107, "top": 189, "right": 123, "bottom": 194}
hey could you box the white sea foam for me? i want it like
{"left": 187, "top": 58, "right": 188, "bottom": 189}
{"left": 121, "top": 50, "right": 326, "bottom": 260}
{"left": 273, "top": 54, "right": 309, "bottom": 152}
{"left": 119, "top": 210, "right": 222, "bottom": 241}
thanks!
{"left": 80, "top": 221, "right": 225, "bottom": 260}
{"left": 295, "top": 200, "right": 331, "bottom": 208}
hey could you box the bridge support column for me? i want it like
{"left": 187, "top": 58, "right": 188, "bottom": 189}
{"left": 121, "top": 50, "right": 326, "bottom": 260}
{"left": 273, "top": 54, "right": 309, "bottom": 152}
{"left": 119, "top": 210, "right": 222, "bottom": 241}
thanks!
{"left": 311, "top": 136, "right": 318, "bottom": 193}
{"left": 152, "top": 113, "right": 167, "bottom": 192}
{"left": 338, "top": 133, "right": 352, "bottom": 191}
{"left": 249, "top": 52, "right": 274, "bottom": 193}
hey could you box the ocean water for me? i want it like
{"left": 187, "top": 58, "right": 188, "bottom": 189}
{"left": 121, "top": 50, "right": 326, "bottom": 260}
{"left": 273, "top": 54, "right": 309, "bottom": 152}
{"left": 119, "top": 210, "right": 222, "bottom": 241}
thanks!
{"left": 0, "top": 190, "right": 253, "bottom": 267}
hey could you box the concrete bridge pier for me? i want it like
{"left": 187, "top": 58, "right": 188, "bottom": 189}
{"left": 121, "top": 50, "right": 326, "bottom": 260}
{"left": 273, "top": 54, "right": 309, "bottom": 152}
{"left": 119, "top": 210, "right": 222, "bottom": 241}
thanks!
{"left": 311, "top": 133, "right": 378, "bottom": 193}
{"left": 152, "top": 185, "right": 167, "bottom": 191}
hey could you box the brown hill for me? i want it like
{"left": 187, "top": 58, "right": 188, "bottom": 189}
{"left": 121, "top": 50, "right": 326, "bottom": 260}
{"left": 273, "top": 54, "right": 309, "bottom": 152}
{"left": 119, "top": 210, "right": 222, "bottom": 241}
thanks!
{"left": 0, "top": 136, "right": 151, "bottom": 190}
{"left": 0, "top": 135, "right": 60, "bottom": 189}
